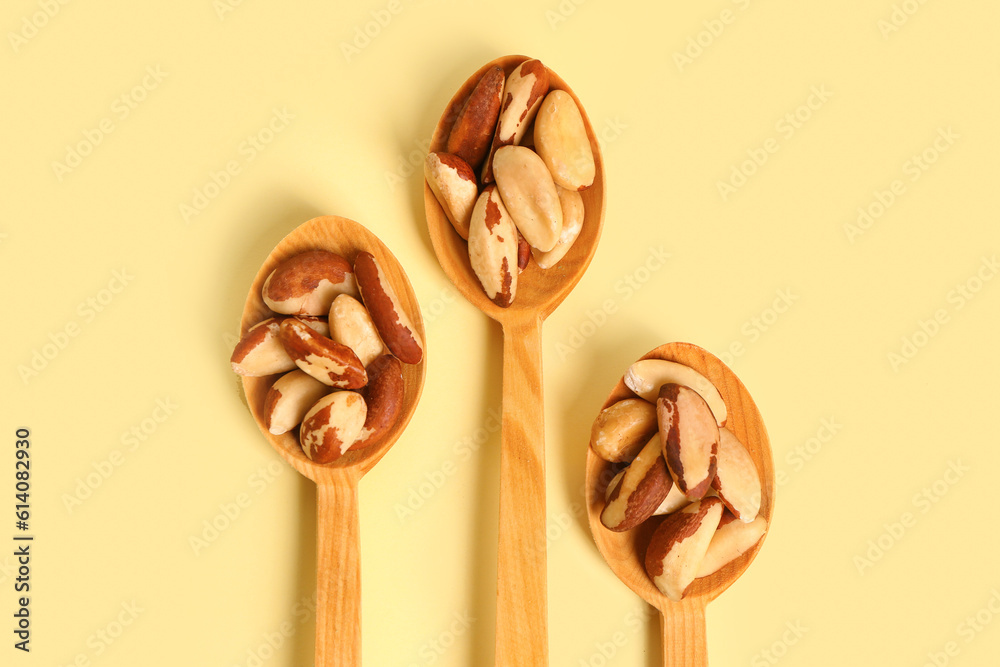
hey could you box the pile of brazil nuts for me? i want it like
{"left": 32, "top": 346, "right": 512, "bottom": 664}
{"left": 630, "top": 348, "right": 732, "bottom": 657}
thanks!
{"left": 425, "top": 58, "right": 596, "bottom": 306}
{"left": 230, "top": 250, "right": 423, "bottom": 463}
{"left": 591, "top": 358, "right": 767, "bottom": 601}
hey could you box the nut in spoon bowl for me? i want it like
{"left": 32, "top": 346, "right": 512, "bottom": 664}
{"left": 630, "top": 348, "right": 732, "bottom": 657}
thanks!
{"left": 585, "top": 342, "right": 774, "bottom": 666}
{"left": 238, "top": 215, "right": 426, "bottom": 666}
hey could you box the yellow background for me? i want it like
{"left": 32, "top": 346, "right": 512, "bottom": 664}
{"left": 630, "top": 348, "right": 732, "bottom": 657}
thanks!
{"left": 3, "top": 0, "right": 999, "bottom": 665}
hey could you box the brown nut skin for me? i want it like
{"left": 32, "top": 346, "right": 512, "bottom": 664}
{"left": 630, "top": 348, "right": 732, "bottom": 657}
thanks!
{"left": 262, "top": 250, "right": 359, "bottom": 316}
{"left": 644, "top": 496, "right": 724, "bottom": 601}
{"left": 353, "top": 251, "right": 424, "bottom": 365}
{"left": 263, "top": 370, "right": 331, "bottom": 435}
{"left": 600, "top": 434, "right": 672, "bottom": 532}
{"left": 353, "top": 354, "right": 404, "bottom": 449}
{"left": 445, "top": 65, "right": 505, "bottom": 171}
{"left": 425, "top": 152, "right": 478, "bottom": 240}
{"left": 590, "top": 397, "right": 658, "bottom": 462}
{"left": 658, "top": 383, "right": 720, "bottom": 499}
{"left": 516, "top": 230, "right": 531, "bottom": 273}
{"left": 468, "top": 185, "right": 518, "bottom": 307}
{"left": 299, "top": 391, "right": 367, "bottom": 463}
{"left": 481, "top": 59, "right": 550, "bottom": 184}
{"left": 231, "top": 316, "right": 328, "bottom": 376}
{"left": 277, "top": 318, "right": 367, "bottom": 388}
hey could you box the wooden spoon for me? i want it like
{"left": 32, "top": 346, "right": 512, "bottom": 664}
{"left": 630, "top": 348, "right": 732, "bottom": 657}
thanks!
{"left": 238, "top": 215, "right": 426, "bottom": 667}
{"left": 585, "top": 343, "right": 775, "bottom": 666}
{"left": 424, "top": 55, "right": 606, "bottom": 665}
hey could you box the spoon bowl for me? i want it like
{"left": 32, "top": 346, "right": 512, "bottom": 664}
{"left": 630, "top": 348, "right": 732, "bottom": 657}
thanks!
{"left": 585, "top": 342, "right": 774, "bottom": 666}
{"left": 425, "top": 54, "right": 606, "bottom": 320}
{"left": 424, "top": 55, "right": 605, "bottom": 666}
{"left": 238, "top": 215, "right": 426, "bottom": 666}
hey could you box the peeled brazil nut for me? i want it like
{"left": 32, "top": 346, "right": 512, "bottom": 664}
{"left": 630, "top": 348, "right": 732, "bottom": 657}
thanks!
{"left": 481, "top": 58, "right": 550, "bottom": 184}
{"left": 493, "top": 145, "right": 563, "bottom": 253}
{"left": 329, "top": 294, "right": 386, "bottom": 368}
{"left": 353, "top": 354, "right": 404, "bottom": 449}
{"left": 299, "top": 391, "right": 367, "bottom": 463}
{"left": 445, "top": 64, "right": 505, "bottom": 170}
{"left": 532, "top": 187, "right": 584, "bottom": 269}
{"left": 658, "top": 383, "right": 720, "bottom": 499}
{"left": 624, "top": 358, "right": 728, "bottom": 426}
{"left": 277, "top": 318, "right": 367, "bottom": 388}
{"left": 590, "top": 397, "right": 657, "bottom": 463}
{"left": 231, "top": 316, "right": 328, "bottom": 376}
{"left": 353, "top": 251, "right": 424, "bottom": 365}
{"left": 425, "top": 152, "right": 478, "bottom": 240}
{"left": 712, "top": 427, "right": 762, "bottom": 522}
{"left": 600, "top": 434, "right": 672, "bottom": 532}
{"left": 696, "top": 512, "right": 767, "bottom": 577}
{"left": 468, "top": 185, "right": 518, "bottom": 307}
{"left": 533, "top": 89, "right": 595, "bottom": 191}
{"left": 644, "top": 497, "right": 724, "bottom": 601}
{"left": 263, "top": 370, "right": 331, "bottom": 435}
{"left": 262, "top": 250, "right": 359, "bottom": 316}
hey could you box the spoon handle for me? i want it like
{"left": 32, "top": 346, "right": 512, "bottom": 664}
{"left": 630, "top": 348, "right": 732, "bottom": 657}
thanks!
{"left": 660, "top": 601, "right": 708, "bottom": 666}
{"left": 495, "top": 314, "right": 548, "bottom": 666}
{"left": 315, "top": 476, "right": 361, "bottom": 666}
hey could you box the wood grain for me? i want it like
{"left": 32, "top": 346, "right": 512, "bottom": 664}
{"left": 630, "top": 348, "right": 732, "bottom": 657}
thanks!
{"left": 585, "top": 342, "right": 775, "bottom": 665}
{"left": 661, "top": 599, "right": 708, "bottom": 667}
{"left": 425, "top": 56, "right": 606, "bottom": 666}
{"left": 237, "top": 215, "right": 426, "bottom": 666}
{"left": 316, "top": 473, "right": 361, "bottom": 667}
{"left": 495, "top": 314, "right": 547, "bottom": 666}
